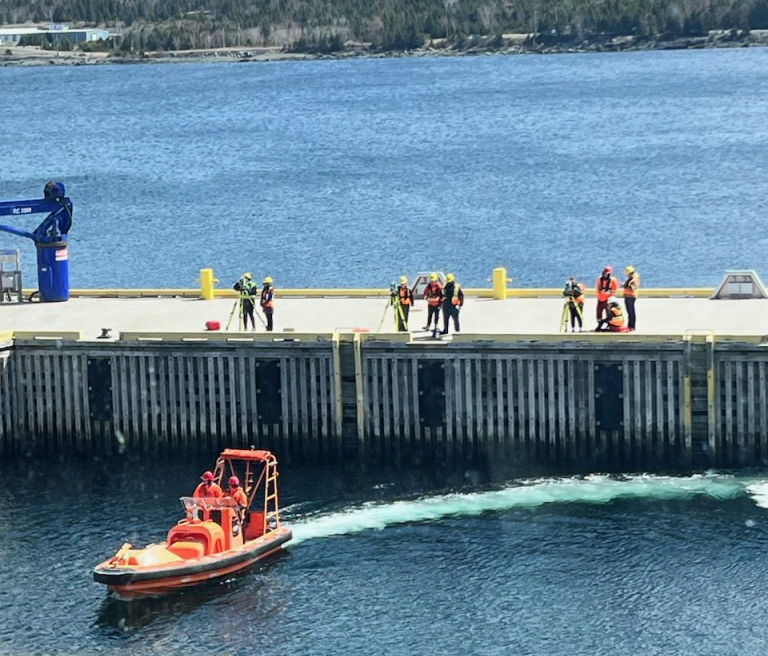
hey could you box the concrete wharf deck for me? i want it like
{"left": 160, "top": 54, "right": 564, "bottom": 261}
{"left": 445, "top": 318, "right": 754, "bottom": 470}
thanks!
{"left": 0, "top": 295, "right": 763, "bottom": 338}
{"left": 2, "top": 292, "right": 768, "bottom": 470}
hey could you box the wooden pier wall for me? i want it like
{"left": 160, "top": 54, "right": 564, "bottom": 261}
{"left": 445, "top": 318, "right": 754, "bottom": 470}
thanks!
{"left": 1, "top": 332, "right": 767, "bottom": 469}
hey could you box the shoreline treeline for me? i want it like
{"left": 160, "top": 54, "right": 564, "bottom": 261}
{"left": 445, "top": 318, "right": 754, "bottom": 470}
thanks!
{"left": 2, "top": 0, "right": 768, "bottom": 53}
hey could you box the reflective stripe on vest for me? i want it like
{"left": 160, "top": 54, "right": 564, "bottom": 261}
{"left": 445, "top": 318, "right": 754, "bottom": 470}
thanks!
{"left": 451, "top": 284, "right": 462, "bottom": 306}
{"left": 425, "top": 282, "right": 441, "bottom": 306}
{"left": 609, "top": 307, "right": 624, "bottom": 326}
{"left": 597, "top": 276, "right": 615, "bottom": 302}
{"left": 624, "top": 274, "right": 638, "bottom": 298}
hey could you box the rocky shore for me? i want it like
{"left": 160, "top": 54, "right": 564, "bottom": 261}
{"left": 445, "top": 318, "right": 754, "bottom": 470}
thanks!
{"left": 2, "top": 29, "right": 766, "bottom": 67}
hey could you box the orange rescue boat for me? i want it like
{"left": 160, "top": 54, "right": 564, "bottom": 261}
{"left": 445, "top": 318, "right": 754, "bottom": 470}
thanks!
{"left": 93, "top": 448, "right": 291, "bottom": 599}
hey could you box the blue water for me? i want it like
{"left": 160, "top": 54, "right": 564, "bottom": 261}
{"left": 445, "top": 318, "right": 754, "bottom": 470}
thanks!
{"left": 1, "top": 48, "right": 768, "bottom": 290}
{"left": 2, "top": 457, "right": 768, "bottom": 655}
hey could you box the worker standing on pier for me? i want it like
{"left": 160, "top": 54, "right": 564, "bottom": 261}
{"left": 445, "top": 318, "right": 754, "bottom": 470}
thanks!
{"left": 422, "top": 273, "right": 443, "bottom": 332}
{"left": 440, "top": 273, "right": 464, "bottom": 335}
{"left": 395, "top": 276, "right": 413, "bottom": 332}
{"left": 595, "top": 266, "right": 618, "bottom": 330}
{"left": 233, "top": 272, "right": 257, "bottom": 331}
{"left": 562, "top": 277, "right": 584, "bottom": 332}
{"left": 260, "top": 276, "right": 275, "bottom": 332}
{"left": 623, "top": 266, "right": 640, "bottom": 331}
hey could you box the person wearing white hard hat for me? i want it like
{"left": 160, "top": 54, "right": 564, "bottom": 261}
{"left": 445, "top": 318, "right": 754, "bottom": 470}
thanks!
{"left": 233, "top": 272, "right": 257, "bottom": 331}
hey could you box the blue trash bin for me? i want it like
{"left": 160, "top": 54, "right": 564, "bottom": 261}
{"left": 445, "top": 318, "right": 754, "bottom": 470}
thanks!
{"left": 36, "top": 236, "right": 69, "bottom": 302}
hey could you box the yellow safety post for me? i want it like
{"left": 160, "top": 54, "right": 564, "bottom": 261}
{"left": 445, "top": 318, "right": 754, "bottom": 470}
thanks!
{"left": 199, "top": 268, "right": 218, "bottom": 300}
{"left": 492, "top": 267, "right": 510, "bottom": 300}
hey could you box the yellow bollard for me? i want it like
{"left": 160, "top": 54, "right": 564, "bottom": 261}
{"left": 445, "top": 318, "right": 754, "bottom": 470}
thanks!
{"left": 492, "top": 267, "right": 509, "bottom": 300}
{"left": 199, "top": 268, "right": 218, "bottom": 300}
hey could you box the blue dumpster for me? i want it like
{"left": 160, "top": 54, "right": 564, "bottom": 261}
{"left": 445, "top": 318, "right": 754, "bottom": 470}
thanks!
{"left": 36, "top": 236, "right": 69, "bottom": 302}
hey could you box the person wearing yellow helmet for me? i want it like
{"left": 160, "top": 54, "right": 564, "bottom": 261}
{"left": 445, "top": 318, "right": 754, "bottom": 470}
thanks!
{"left": 260, "top": 276, "right": 275, "bottom": 332}
{"left": 422, "top": 273, "right": 443, "bottom": 332}
{"left": 394, "top": 275, "right": 414, "bottom": 332}
{"left": 622, "top": 266, "right": 640, "bottom": 331}
{"left": 233, "top": 272, "right": 257, "bottom": 331}
{"left": 440, "top": 273, "right": 464, "bottom": 336}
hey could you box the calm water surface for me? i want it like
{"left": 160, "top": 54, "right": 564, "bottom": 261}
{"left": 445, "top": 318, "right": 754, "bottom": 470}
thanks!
{"left": 1, "top": 457, "right": 768, "bottom": 655}
{"left": 1, "top": 49, "right": 767, "bottom": 289}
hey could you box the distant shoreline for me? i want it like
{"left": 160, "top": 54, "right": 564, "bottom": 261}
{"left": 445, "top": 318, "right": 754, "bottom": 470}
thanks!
{"left": 2, "top": 31, "right": 766, "bottom": 67}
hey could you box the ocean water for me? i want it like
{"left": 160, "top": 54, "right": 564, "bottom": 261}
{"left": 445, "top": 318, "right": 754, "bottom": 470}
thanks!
{"left": 1, "top": 458, "right": 768, "bottom": 655}
{"left": 1, "top": 48, "right": 768, "bottom": 290}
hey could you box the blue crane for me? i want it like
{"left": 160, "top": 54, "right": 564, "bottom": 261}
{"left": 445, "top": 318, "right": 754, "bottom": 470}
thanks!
{"left": 0, "top": 182, "right": 73, "bottom": 302}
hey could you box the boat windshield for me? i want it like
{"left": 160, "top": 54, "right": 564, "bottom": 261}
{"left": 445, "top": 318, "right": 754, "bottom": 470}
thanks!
{"left": 179, "top": 496, "right": 238, "bottom": 512}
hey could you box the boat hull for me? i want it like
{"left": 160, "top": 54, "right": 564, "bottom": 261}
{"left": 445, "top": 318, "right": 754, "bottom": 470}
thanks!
{"left": 94, "top": 527, "right": 291, "bottom": 599}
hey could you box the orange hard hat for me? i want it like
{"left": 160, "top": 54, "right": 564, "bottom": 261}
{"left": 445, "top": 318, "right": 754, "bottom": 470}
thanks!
{"left": 228, "top": 476, "right": 240, "bottom": 487}
{"left": 201, "top": 471, "right": 214, "bottom": 482}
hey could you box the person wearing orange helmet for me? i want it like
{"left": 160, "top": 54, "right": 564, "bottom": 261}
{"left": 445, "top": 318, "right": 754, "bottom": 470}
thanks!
{"left": 226, "top": 475, "right": 247, "bottom": 508}
{"left": 595, "top": 265, "right": 618, "bottom": 330}
{"left": 193, "top": 470, "right": 223, "bottom": 498}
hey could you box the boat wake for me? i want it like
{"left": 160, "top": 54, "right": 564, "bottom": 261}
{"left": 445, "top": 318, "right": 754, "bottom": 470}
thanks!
{"left": 289, "top": 473, "right": 768, "bottom": 546}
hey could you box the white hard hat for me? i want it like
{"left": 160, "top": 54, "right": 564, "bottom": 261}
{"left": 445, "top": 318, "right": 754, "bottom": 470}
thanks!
{"left": 608, "top": 297, "right": 619, "bottom": 305}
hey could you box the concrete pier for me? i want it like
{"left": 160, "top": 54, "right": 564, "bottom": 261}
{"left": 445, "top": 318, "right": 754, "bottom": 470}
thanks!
{"left": 1, "top": 292, "right": 767, "bottom": 469}
{"left": 1, "top": 294, "right": 765, "bottom": 338}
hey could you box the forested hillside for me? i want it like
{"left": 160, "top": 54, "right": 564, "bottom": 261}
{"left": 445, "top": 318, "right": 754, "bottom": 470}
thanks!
{"left": 2, "top": 0, "right": 768, "bottom": 52}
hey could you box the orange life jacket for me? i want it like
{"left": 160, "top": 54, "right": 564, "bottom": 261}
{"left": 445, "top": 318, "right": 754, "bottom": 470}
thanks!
{"left": 424, "top": 281, "right": 442, "bottom": 306}
{"left": 193, "top": 482, "right": 223, "bottom": 498}
{"left": 260, "top": 286, "right": 274, "bottom": 309}
{"left": 596, "top": 275, "right": 618, "bottom": 302}
{"left": 227, "top": 487, "right": 247, "bottom": 507}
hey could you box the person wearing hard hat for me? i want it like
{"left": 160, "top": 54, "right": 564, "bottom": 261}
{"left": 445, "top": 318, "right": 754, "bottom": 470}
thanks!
{"left": 595, "top": 265, "right": 618, "bottom": 330}
{"left": 623, "top": 266, "right": 640, "bottom": 331}
{"left": 260, "top": 276, "right": 275, "bottom": 332}
{"left": 395, "top": 276, "right": 414, "bottom": 332}
{"left": 563, "top": 276, "right": 585, "bottom": 332}
{"left": 225, "top": 475, "right": 248, "bottom": 525}
{"left": 233, "top": 272, "right": 257, "bottom": 331}
{"left": 193, "top": 470, "right": 223, "bottom": 498}
{"left": 596, "top": 298, "right": 629, "bottom": 332}
{"left": 422, "top": 273, "right": 443, "bottom": 332}
{"left": 440, "top": 273, "right": 464, "bottom": 335}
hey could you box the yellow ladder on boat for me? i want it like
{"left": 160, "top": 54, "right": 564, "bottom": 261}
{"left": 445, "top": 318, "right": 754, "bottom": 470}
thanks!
{"left": 263, "top": 458, "right": 280, "bottom": 531}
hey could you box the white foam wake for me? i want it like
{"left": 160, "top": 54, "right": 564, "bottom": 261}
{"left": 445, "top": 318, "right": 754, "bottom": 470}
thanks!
{"left": 288, "top": 473, "right": 764, "bottom": 546}
{"left": 746, "top": 482, "right": 768, "bottom": 509}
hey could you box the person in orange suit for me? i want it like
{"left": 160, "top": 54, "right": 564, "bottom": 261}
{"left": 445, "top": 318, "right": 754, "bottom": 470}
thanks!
{"left": 595, "top": 265, "right": 618, "bottom": 329}
{"left": 193, "top": 470, "right": 223, "bottom": 498}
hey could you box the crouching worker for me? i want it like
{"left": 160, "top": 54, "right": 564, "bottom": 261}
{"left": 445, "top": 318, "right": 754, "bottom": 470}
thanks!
{"left": 596, "top": 298, "right": 630, "bottom": 332}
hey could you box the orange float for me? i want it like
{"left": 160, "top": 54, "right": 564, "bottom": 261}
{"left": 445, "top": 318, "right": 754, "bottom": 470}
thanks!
{"left": 93, "top": 448, "right": 291, "bottom": 598}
